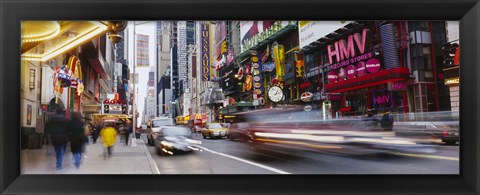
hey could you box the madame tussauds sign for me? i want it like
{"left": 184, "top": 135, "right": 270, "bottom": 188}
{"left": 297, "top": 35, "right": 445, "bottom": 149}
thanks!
{"left": 326, "top": 29, "right": 378, "bottom": 71}
{"left": 201, "top": 22, "right": 210, "bottom": 81}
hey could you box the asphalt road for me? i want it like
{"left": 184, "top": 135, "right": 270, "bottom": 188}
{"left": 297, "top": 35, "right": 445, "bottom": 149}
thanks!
{"left": 143, "top": 133, "right": 459, "bottom": 174}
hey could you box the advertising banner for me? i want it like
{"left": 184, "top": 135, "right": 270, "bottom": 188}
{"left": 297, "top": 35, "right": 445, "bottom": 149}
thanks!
{"left": 299, "top": 21, "right": 352, "bottom": 49}
{"left": 136, "top": 34, "right": 149, "bottom": 67}
{"left": 215, "top": 21, "right": 226, "bottom": 56}
{"left": 240, "top": 21, "right": 292, "bottom": 52}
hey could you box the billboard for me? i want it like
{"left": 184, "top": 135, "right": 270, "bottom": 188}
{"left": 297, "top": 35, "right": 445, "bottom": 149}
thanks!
{"left": 136, "top": 34, "right": 149, "bottom": 67}
{"left": 298, "top": 21, "right": 351, "bottom": 49}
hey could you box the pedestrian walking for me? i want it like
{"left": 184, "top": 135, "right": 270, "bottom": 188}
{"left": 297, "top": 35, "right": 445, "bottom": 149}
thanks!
{"left": 100, "top": 123, "right": 117, "bottom": 158}
{"left": 362, "top": 109, "right": 379, "bottom": 130}
{"left": 124, "top": 120, "right": 133, "bottom": 146}
{"left": 380, "top": 111, "right": 394, "bottom": 131}
{"left": 67, "top": 112, "right": 86, "bottom": 169}
{"left": 45, "top": 109, "right": 69, "bottom": 170}
{"left": 92, "top": 122, "right": 102, "bottom": 144}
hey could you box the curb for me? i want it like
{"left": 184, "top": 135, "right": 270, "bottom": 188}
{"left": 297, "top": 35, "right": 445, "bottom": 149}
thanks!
{"left": 138, "top": 139, "right": 161, "bottom": 174}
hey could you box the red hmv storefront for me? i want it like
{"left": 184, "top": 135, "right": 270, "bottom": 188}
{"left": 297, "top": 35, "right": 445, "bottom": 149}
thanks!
{"left": 325, "top": 67, "right": 411, "bottom": 117}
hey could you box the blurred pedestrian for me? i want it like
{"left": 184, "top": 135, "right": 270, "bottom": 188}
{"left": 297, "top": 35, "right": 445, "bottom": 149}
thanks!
{"left": 92, "top": 122, "right": 102, "bottom": 144}
{"left": 362, "top": 109, "right": 379, "bottom": 129}
{"left": 380, "top": 111, "right": 394, "bottom": 131}
{"left": 100, "top": 123, "right": 117, "bottom": 158}
{"left": 124, "top": 120, "right": 133, "bottom": 146}
{"left": 67, "top": 112, "right": 86, "bottom": 169}
{"left": 45, "top": 109, "right": 69, "bottom": 170}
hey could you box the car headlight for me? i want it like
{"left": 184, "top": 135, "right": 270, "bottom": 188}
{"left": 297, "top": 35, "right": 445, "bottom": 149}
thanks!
{"left": 160, "top": 141, "right": 174, "bottom": 148}
{"left": 185, "top": 138, "right": 202, "bottom": 144}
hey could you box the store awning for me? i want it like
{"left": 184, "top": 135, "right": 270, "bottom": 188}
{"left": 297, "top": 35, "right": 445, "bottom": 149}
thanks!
{"left": 21, "top": 21, "right": 109, "bottom": 62}
{"left": 93, "top": 114, "right": 132, "bottom": 123}
{"left": 325, "top": 67, "right": 410, "bottom": 93}
{"left": 82, "top": 104, "right": 101, "bottom": 113}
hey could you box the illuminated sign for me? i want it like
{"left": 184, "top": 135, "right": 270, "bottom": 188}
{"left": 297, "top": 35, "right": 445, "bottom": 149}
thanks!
{"left": 201, "top": 22, "right": 210, "bottom": 81}
{"left": 445, "top": 78, "right": 460, "bottom": 85}
{"left": 366, "top": 58, "right": 381, "bottom": 73}
{"left": 388, "top": 81, "right": 407, "bottom": 91}
{"left": 328, "top": 28, "right": 367, "bottom": 65}
{"left": 373, "top": 94, "right": 391, "bottom": 105}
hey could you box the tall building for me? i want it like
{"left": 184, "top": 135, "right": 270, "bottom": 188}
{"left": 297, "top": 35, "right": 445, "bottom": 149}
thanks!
{"left": 443, "top": 21, "right": 460, "bottom": 112}
{"left": 156, "top": 21, "right": 172, "bottom": 116}
{"left": 143, "top": 66, "right": 156, "bottom": 122}
{"left": 177, "top": 21, "right": 196, "bottom": 117}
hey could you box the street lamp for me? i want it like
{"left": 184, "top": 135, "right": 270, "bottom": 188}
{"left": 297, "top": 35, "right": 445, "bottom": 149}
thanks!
{"left": 130, "top": 21, "right": 153, "bottom": 147}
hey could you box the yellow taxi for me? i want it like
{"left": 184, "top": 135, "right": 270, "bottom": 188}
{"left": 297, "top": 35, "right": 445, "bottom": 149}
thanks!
{"left": 201, "top": 123, "right": 229, "bottom": 139}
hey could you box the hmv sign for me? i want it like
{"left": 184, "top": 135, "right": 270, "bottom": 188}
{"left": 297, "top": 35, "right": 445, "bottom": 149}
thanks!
{"left": 388, "top": 81, "right": 407, "bottom": 91}
{"left": 372, "top": 91, "right": 392, "bottom": 108}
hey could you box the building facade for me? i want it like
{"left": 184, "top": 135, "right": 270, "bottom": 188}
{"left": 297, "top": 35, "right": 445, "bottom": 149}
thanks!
{"left": 20, "top": 21, "right": 123, "bottom": 149}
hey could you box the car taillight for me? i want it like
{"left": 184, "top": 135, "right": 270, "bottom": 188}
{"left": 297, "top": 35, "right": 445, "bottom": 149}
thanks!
{"left": 443, "top": 131, "right": 449, "bottom": 136}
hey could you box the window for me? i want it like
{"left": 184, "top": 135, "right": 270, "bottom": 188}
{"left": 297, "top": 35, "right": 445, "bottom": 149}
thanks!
{"left": 423, "top": 46, "right": 432, "bottom": 70}
{"left": 305, "top": 52, "right": 318, "bottom": 70}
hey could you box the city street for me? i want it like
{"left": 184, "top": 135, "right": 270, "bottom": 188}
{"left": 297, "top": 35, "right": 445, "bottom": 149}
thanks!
{"left": 143, "top": 134, "right": 459, "bottom": 174}
{"left": 19, "top": 20, "right": 461, "bottom": 176}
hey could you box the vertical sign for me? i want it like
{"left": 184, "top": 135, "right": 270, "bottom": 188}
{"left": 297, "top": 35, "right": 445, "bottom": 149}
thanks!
{"left": 27, "top": 104, "right": 32, "bottom": 126}
{"left": 215, "top": 21, "right": 226, "bottom": 56}
{"left": 136, "top": 34, "right": 149, "bottom": 67}
{"left": 201, "top": 22, "right": 211, "bottom": 81}
{"left": 192, "top": 54, "right": 197, "bottom": 78}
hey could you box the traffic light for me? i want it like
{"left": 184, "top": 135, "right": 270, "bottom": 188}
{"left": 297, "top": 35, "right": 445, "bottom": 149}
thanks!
{"left": 295, "top": 53, "right": 305, "bottom": 78}
{"left": 296, "top": 64, "right": 305, "bottom": 77}
{"left": 221, "top": 41, "right": 227, "bottom": 54}
{"left": 104, "top": 105, "right": 110, "bottom": 113}
{"left": 442, "top": 42, "right": 459, "bottom": 66}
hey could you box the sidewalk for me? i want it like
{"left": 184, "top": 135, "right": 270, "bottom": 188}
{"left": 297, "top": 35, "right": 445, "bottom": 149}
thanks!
{"left": 21, "top": 135, "right": 160, "bottom": 174}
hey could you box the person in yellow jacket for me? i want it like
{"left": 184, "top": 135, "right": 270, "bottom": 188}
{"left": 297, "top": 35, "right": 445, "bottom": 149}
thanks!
{"left": 100, "top": 123, "right": 117, "bottom": 158}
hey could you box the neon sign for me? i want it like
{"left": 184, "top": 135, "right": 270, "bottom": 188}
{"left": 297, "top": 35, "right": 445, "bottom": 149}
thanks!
{"left": 328, "top": 28, "right": 367, "bottom": 65}
{"left": 373, "top": 94, "right": 391, "bottom": 105}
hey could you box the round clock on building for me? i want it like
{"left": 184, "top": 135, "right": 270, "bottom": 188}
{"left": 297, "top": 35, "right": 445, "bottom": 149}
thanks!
{"left": 268, "top": 86, "right": 284, "bottom": 103}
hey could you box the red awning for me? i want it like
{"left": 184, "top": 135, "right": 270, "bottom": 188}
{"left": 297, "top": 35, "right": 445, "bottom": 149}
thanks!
{"left": 325, "top": 67, "right": 410, "bottom": 93}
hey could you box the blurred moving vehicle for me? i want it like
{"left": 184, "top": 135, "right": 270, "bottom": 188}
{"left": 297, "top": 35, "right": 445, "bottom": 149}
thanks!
{"left": 393, "top": 111, "right": 459, "bottom": 145}
{"left": 227, "top": 123, "right": 251, "bottom": 141}
{"left": 192, "top": 125, "right": 204, "bottom": 134}
{"left": 147, "top": 117, "right": 175, "bottom": 146}
{"left": 201, "top": 123, "right": 229, "bottom": 139}
{"left": 154, "top": 126, "right": 201, "bottom": 156}
{"left": 229, "top": 107, "right": 438, "bottom": 155}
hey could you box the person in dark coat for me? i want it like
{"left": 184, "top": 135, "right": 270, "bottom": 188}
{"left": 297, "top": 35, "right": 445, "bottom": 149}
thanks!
{"left": 92, "top": 122, "right": 102, "bottom": 144}
{"left": 362, "top": 109, "right": 379, "bottom": 130}
{"left": 124, "top": 120, "right": 133, "bottom": 146}
{"left": 67, "top": 112, "right": 86, "bottom": 169}
{"left": 380, "top": 111, "right": 394, "bottom": 131}
{"left": 45, "top": 109, "right": 69, "bottom": 170}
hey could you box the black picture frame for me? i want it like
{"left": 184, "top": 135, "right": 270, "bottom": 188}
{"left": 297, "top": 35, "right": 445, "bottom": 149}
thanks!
{"left": 1, "top": 0, "right": 479, "bottom": 194}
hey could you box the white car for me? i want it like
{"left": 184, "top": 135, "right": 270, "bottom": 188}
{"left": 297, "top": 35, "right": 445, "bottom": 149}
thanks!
{"left": 147, "top": 117, "right": 175, "bottom": 146}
